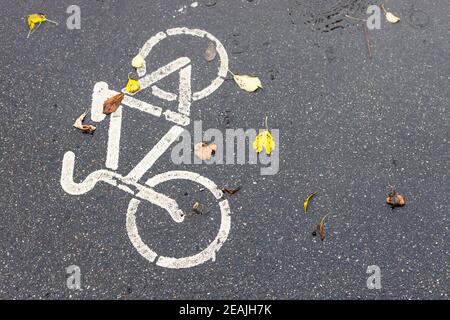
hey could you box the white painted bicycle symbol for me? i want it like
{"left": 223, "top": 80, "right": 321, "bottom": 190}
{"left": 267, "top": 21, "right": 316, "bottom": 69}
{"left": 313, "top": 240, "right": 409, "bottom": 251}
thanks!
{"left": 61, "top": 28, "right": 231, "bottom": 269}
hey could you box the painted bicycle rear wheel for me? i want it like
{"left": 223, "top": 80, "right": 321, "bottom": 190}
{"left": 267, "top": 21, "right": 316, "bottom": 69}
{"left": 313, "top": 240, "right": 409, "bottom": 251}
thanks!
{"left": 125, "top": 170, "right": 232, "bottom": 269}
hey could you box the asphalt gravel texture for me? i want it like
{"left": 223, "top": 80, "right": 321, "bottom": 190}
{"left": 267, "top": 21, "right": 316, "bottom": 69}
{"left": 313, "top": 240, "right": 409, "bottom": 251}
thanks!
{"left": 0, "top": 0, "right": 449, "bottom": 299}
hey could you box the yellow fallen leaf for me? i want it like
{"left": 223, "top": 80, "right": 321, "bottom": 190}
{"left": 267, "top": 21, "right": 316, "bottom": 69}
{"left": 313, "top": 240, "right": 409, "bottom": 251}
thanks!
{"left": 380, "top": 4, "right": 400, "bottom": 23}
{"left": 303, "top": 192, "right": 317, "bottom": 214}
{"left": 253, "top": 116, "right": 275, "bottom": 155}
{"left": 253, "top": 131, "right": 275, "bottom": 155}
{"left": 73, "top": 111, "right": 96, "bottom": 133}
{"left": 131, "top": 54, "right": 144, "bottom": 69}
{"left": 27, "top": 13, "right": 58, "bottom": 38}
{"left": 28, "top": 13, "right": 46, "bottom": 29}
{"left": 125, "top": 75, "right": 140, "bottom": 93}
{"left": 233, "top": 74, "right": 262, "bottom": 92}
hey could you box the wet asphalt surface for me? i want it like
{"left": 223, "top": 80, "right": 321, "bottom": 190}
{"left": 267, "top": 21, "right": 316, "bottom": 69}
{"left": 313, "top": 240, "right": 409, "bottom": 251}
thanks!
{"left": 0, "top": 0, "right": 449, "bottom": 299}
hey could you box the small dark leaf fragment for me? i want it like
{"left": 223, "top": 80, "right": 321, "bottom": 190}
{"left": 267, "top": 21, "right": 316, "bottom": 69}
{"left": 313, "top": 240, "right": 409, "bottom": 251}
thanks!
{"left": 192, "top": 202, "right": 202, "bottom": 214}
{"left": 222, "top": 187, "right": 241, "bottom": 195}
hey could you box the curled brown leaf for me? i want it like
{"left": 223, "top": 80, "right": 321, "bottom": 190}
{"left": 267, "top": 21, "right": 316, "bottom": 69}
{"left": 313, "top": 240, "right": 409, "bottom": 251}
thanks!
{"left": 73, "top": 111, "right": 96, "bottom": 134}
{"left": 316, "top": 214, "right": 330, "bottom": 241}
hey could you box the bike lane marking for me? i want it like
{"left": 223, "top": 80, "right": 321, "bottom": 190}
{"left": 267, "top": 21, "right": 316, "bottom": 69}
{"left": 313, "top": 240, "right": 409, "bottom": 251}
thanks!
{"left": 61, "top": 28, "right": 231, "bottom": 269}
{"left": 136, "top": 27, "right": 228, "bottom": 102}
{"left": 126, "top": 171, "right": 231, "bottom": 269}
{"left": 124, "top": 125, "right": 185, "bottom": 183}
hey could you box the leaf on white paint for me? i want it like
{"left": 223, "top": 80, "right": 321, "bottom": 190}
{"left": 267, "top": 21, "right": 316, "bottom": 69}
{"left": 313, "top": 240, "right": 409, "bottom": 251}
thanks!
{"left": 125, "top": 74, "right": 140, "bottom": 93}
{"left": 194, "top": 142, "right": 217, "bottom": 160}
{"left": 103, "top": 92, "right": 124, "bottom": 114}
{"left": 132, "top": 54, "right": 145, "bottom": 69}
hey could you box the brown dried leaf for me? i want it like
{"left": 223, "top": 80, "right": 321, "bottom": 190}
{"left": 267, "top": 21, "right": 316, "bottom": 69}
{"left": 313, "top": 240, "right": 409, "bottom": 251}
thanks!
{"left": 204, "top": 42, "right": 217, "bottom": 61}
{"left": 316, "top": 214, "right": 330, "bottom": 241}
{"left": 222, "top": 187, "right": 241, "bottom": 195}
{"left": 73, "top": 111, "right": 96, "bottom": 133}
{"left": 317, "top": 224, "right": 325, "bottom": 241}
{"left": 103, "top": 92, "right": 124, "bottom": 114}
{"left": 194, "top": 142, "right": 217, "bottom": 160}
{"left": 386, "top": 190, "right": 405, "bottom": 208}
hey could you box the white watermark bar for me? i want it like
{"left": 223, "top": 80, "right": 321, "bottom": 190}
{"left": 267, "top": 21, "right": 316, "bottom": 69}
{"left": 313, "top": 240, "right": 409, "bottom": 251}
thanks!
{"left": 171, "top": 121, "right": 280, "bottom": 176}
